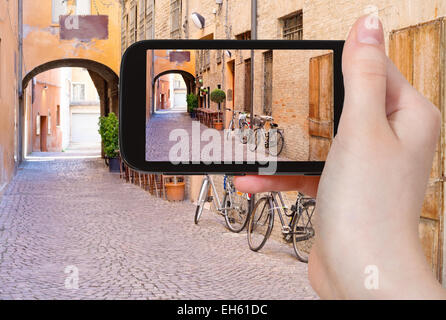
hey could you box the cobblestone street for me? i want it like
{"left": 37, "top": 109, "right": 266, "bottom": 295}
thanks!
{"left": 146, "top": 112, "right": 290, "bottom": 162}
{"left": 0, "top": 157, "right": 317, "bottom": 299}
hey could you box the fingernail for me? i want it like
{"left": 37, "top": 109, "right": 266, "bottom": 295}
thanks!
{"left": 357, "top": 14, "right": 383, "bottom": 45}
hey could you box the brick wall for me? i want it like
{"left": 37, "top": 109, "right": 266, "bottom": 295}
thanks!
{"left": 121, "top": 0, "right": 446, "bottom": 248}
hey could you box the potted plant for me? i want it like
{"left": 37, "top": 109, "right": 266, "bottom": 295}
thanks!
{"left": 98, "top": 112, "right": 120, "bottom": 173}
{"left": 210, "top": 88, "right": 226, "bottom": 130}
{"left": 187, "top": 93, "right": 198, "bottom": 118}
{"left": 199, "top": 87, "right": 208, "bottom": 97}
{"left": 165, "top": 175, "right": 185, "bottom": 201}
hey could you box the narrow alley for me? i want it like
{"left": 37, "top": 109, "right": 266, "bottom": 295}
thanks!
{"left": 0, "top": 157, "right": 316, "bottom": 299}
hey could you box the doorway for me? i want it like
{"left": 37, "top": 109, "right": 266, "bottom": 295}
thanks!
{"left": 244, "top": 58, "right": 251, "bottom": 113}
{"left": 40, "top": 116, "right": 48, "bottom": 152}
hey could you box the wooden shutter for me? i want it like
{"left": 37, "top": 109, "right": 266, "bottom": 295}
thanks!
{"left": 389, "top": 18, "right": 445, "bottom": 281}
{"left": 308, "top": 52, "right": 333, "bottom": 161}
{"left": 263, "top": 51, "right": 273, "bottom": 116}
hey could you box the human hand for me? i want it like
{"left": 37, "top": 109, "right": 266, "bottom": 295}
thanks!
{"left": 234, "top": 15, "right": 446, "bottom": 299}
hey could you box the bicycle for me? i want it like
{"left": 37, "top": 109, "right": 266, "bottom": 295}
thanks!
{"left": 225, "top": 108, "right": 250, "bottom": 144}
{"left": 194, "top": 175, "right": 251, "bottom": 233}
{"left": 246, "top": 191, "right": 315, "bottom": 262}
{"left": 248, "top": 115, "right": 285, "bottom": 156}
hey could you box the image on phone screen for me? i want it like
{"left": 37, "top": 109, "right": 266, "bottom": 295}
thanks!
{"left": 145, "top": 49, "right": 334, "bottom": 165}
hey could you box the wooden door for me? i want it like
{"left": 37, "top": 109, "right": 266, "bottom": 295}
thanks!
{"left": 244, "top": 58, "right": 251, "bottom": 113}
{"left": 308, "top": 53, "right": 333, "bottom": 161}
{"left": 40, "top": 116, "right": 48, "bottom": 152}
{"left": 161, "top": 94, "right": 165, "bottom": 109}
{"left": 263, "top": 51, "right": 273, "bottom": 116}
{"left": 389, "top": 18, "right": 445, "bottom": 281}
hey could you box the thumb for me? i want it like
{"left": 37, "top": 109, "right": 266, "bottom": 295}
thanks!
{"left": 340, "top": 15, "right": 388, "bottom": 134}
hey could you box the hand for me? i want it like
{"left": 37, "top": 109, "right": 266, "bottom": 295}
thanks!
{"left": 235, "top": 15, "right": 446, "bottom": 299}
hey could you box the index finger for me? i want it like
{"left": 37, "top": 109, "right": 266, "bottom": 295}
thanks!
{"left": 233, "top": 175, "right": 320, "bottom": 198}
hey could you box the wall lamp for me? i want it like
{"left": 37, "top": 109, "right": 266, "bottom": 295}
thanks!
{"left": 191, "top": 12, "right": 205, "bottom": 29}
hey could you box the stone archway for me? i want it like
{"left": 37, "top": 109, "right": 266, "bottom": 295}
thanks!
{"left": 23, "top": 58, "right": 119, "bottom": 117}
{"left": 21, "top": 59, "right": 119, "bottom": 158}
{"left": 153, "top": 70, "right": 196, "bottom": 95}
{"left": 151, "top": 69, "right": 196, "bottom": 114}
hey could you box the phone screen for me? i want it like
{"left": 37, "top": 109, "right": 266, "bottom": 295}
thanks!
{"left": 145, "top": 49, "right": 334, "bottom": 166}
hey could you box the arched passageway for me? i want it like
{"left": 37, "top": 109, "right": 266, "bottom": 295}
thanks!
{"left": 23, "top": 58, "right": 119, "bottom": 117}
{"left": 150, "top": 70, "right": 195, "bottom": 114}
{"left": 21, "top": 59, "right": 119, "bottom": 156}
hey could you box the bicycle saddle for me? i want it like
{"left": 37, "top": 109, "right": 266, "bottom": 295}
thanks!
{"left": 302, "top": 199, "right": 316, "bottom": 208}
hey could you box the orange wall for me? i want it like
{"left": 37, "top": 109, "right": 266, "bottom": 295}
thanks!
{"left": 153, "top": 50, "right": 196, "bottom": 77}
{"left": 0, "top": 1, "right": 19, "bottom": 191}
{"left": 32, "top": 70, "right": 63, "bottom": 152}
{"left": 23, "top": 0, "right": 121, "bottom": 80}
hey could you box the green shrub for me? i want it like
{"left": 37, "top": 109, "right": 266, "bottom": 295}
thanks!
{"left": 186, "top": 93, "right": 198, "bottom": 113}
{"left": 210, "top": 89, "right": 226, "bottom": 104}
{"left": 98, "top": 112, "right": 119, "bottom": 158}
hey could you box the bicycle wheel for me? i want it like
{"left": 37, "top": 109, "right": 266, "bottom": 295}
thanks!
{"left": 223, "top": 190, "right": 250, "bottom": 233}
{"left": 247, "top": 196, "right": 274, "bottom": 251}
{"left": 292, "top": 200, "right": 316, "bottom": 263}
{"left": 194, "top": 179, "right": 209, "bottom": 225}
{"left": 239, "top": 122, "right": 250, "bottom": 144}
{"left": 226, "top": 120, "right": 234, "bottom": 140}
{"left": 248, "top": 128, "right": 261, "bottom": 152}
{"left": 267, "top": 130, "right": 284, "bottom": 157}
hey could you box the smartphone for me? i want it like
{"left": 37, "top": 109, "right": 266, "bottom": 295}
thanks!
{"left": 119, "top": 40, "right": 344, "bottom": 175}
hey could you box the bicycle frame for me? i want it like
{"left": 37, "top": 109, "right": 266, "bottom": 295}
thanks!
{"left": 197, "top": 175, "right": 227, "bottom": 212}
{"left": 268, "top": 192, "right": 293, "bottom": 233}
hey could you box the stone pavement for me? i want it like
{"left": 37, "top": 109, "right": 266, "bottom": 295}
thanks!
{"left": 146, "top": 112, "right": 290, "bottom": 163}
{"left": 0, "top": 157, "right": 317, "bottom": 299}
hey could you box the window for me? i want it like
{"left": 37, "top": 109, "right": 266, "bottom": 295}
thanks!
{"left": 71, "top": 83, "right": 86, "bottom": 101}
{"left": 122, "top": 14, "right": 128, "bottom": 54}
{"left": 36, "top": 114, "right": 40, "bottom": 136}
{"left": 75, "top": 0, "right": 91, "bottom": 15}
{"left": 146, "top": 0, "right": 154, "bottom": 39}
{"left": 170, "top": 0, "right": 182, "bottom": 39}
{"left": 137, "top": 0, "right": 145, "bottom": 40}
{"left": 56, "top": 105, "right": 61, "bottom": 126}
{"left": 236, "top": 31, "right": 251, "bottom": 40}
{"left": 48, "top": 111, "right": 52, "bottom": 135}
{"left": 129, "top": 4, "right": 136, "bottom": 44}
{"left": 52, "top": 0, "right": 67, "bottom": 24}
{"left": 204, "top": 50, "right": 210, "bottom": 70}
{"left": 282, "top": 11, "right": 303, "bottom": 40}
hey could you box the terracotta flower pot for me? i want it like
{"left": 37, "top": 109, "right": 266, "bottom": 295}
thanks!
{"left": 213, "top": 121, "right": 224, "bottom": 130}
{"left": 165, "top": 182, "right": 185, "bottom": 201}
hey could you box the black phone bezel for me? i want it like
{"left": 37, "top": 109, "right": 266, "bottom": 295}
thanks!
{"left": 119, "top": 40, "right": 344, "bottom": 175}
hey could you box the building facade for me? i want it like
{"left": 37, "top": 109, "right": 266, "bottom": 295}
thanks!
{"left": 22, "top": 0, "right": 121, "bottom": 157}
{"left": 121, "top": 0, "right": 446, "bottom": 284}
{"left": 69, "top": 68, "right": 101, "bottom": 147}
{"left": 29, "top": 68, "right": 69, "bottom": 152}
{"left": 0, "top": 0, "right": 20, "bottom": 194}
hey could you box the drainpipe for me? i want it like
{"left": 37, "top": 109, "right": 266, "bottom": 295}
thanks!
{"left": 18, "top": 0, "right": 24, "bottom": 163}
{"left": 249, "top": 0, "right": 257, "bottom": 212}
{"left": 250, "top": 0, "right": 257, "bottom": 118}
